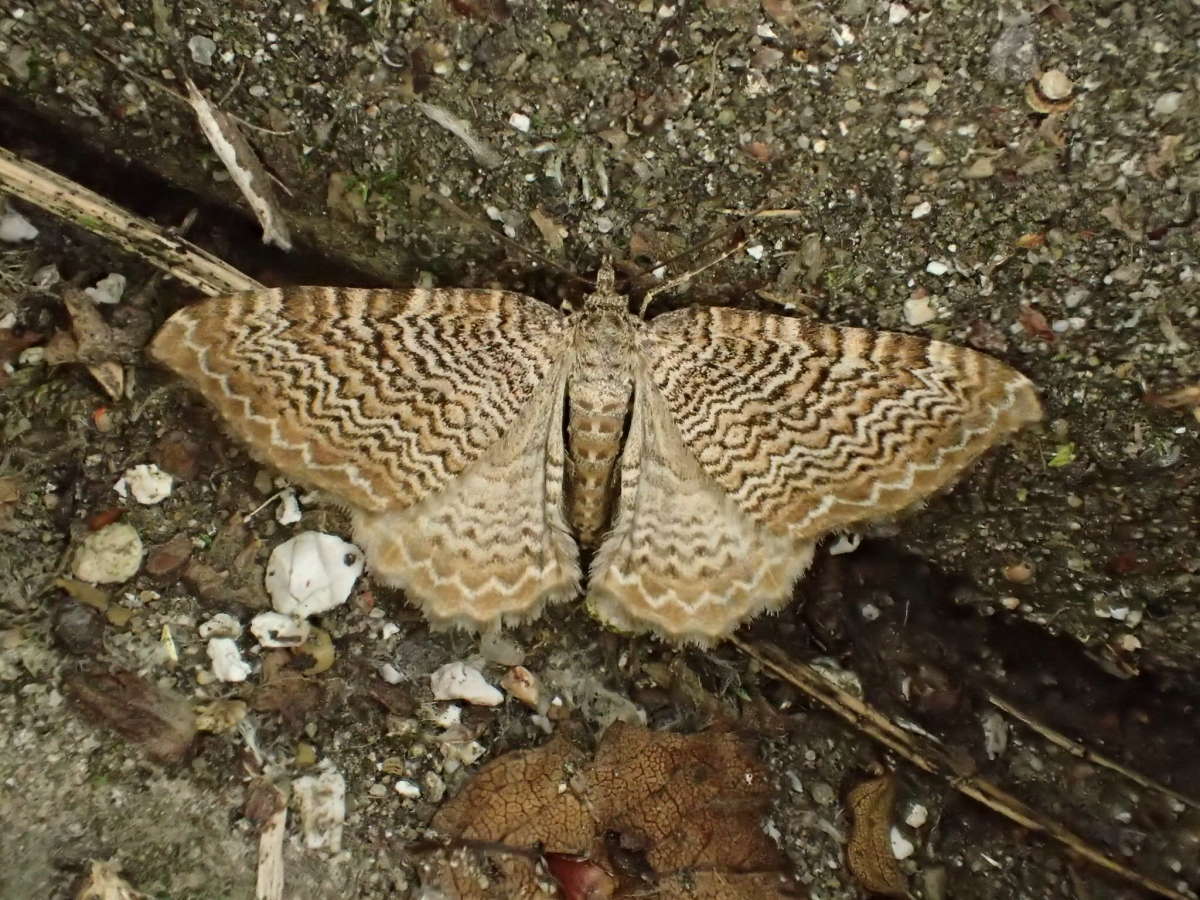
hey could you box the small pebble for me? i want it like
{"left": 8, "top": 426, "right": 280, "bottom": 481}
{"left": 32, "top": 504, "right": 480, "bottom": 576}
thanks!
{"left": 199, "top": 613, "right": 242, "bottom": 639}
{"left": 72, "top": 522, "right": 144, "bottom": 584}
{"left": 911, "top": 200, "right": 932, "bottom": 219}
{"left": 265, "top": 531, "right": 364, "bottom": 617}
{"left": 188, "top": 34, "right": 216, "bottom": 66}
{"left": 508, "top": 112, "right": 531, "bottom": 132}
{"left": 905, "top": 803, "right": 928, "bottom": 829}
{"left": 394, "top": 779, "right": 421, "bottom": 799}
{"left": 1154, "top": 92, "right": 1182, "bottom": 116}
{"left": 904, "top": 297, "right": 937, "bottom": 326}
{"left": 1038, "top": 69, "right": 1072, "bottom": 101}
{"left": 501, "top": 665, "right": 541, "bottom": 708}
{"left": 250, "top": 611, "right": 310, "bottom": 647}
{"left": 890, "top": 826, "right": 915, "bottom": 860}
{"left": 925, "top": 259, "right": 949, "bottom": 276}
{"left": 84, "top": 273, "right": 127, "bottom": 305}
{"left": 810, "top": 781, "right": 836, "bottom": 806}
{"left": 431, "top": 661, "right": 503, "bottom": 706}
{"left": 888, "top": 2, "right": 910, "bottom": 24}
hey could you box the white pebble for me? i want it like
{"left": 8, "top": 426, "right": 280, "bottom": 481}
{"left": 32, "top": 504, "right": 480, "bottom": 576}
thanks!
{"left": 0, "top": 208, "right": 38, "bottom": 242}
{"left": 904, "top": 297, "right": 937, "bottom": 326}
{"left": 380, "top": 622, "right": 400, "bottom": 641}
{"left": 188, "top": 34, "right": 216, "bottom": 66}
{"left": 508, "top": 112, "right": 531, "bottom": 132}
{"left": 890, "top": 826, "right": 915, "bottom": 860}
{"left": 199, "top": 613, "right": 242, "bottom": 639}
{"left": 379, "top": 662, "right": 403, "bottom": 684}
{"left": 1154, "top": 92, "right": 1182, "bottom": 116}
{"left": 394, "top": 779, "right": 421, "bottom": 799}
{"left": 207, "top": 637, "right": 252, "bottom": 682}
{"left": 114, "top": 463, "right": 173, "bottom": 505}
{"left": 430, "top": 661, "right": 503, "bottom": 706}
{"left": 982, "top": 709, "right": 1009, "bottom": 760}
{"left": 1038, "top": 69, "right": 1073, "bottom": 101}
{"left": 250, "top": 611, "right": 310, "bottom": 647}
{"left": 925, "top": 259, "right": 949, "bottom": 276}
{"left": 911, "top": 200, "right": 932, "bottom": 219}
{"left": 72, "top": 522, "right": 144, "bottom": 584}
{"left": 264, "top": 531, "right": 364, "bottom": 617}
{"left": 888, "top": 2, "right": 910, "bottom": 24}
{"left": 1117, "top": 633, "right": 1142, "bottom": 652}
{"left": 746, "top": 243, "right": 765, "bottom": 261}
{"left": 905, "top": 803, "right": 928, "bottom": 828}
{"left": 84, "top": 273, "right": 127, "bottom": 305}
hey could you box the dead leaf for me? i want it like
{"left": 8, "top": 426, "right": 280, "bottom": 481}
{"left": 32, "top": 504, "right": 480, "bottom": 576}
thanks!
{"left": 66, "top": 670, "right": 197, "bottom": 764}
{"left": 529, "top": 206, "right": 565, "bottom": 252}
{"left": 1018, "top": 303, "right": 1055, "bottom": 342}
{"left": 422, "top": 722, "right": 801, "bottom": 899}
{"left": 846, "top": 774, "right": 907, "bottom": 897}
{"left": 1145, "top": 384, "right": 1200, "bottom": 410}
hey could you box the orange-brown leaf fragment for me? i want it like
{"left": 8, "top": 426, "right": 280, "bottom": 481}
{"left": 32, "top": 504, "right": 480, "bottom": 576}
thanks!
{"left": 846, "top": 774, "right": 907, "bottom": 897}
{"left": 65, "top": 671, "right": 197, "bottom": 764}
{"left": 422, "top": 722, "right": 802, "bottom": 899}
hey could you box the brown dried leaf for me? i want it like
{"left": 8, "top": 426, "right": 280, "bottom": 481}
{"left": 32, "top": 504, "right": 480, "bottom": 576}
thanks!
{"left": 75, "top": 859, "right": 148, "bottom": 900}
{"left": 1018, "top": 303, "right": 1055, "bottom": 342}
{"left": 846, "top": 774, "right": 907, "bottom": 897}
{"left": 424, "top": 722, "right": 801, "bottom": 899}
{"left": 529, "top": 206, "right": 565, "bottom": 253}
{"left": 1145, "top": 384, "right": 1200, "bottom": 410}
{"left": 66, "top": 670, "right": 197, "bottom": 764}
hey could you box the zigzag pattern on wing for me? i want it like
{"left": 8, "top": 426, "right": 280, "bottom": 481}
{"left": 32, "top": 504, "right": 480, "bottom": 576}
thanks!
{"left": 149, "top": 287, "right": 567, "bottom": 513}
{"left": 352, "top": 363, "right": 580, "bottom": 628}
{"left": 641, "top": 306, "right": 1043, "bottom": 540}
{"left": 587, "top": 373, "right": 815, "bottom": 644}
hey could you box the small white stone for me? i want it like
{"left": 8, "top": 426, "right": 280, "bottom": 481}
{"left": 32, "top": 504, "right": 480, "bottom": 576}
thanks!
{"left": 379, "top": 663, "right": 403, "bottom": 684}
{"left": 274, "top": 488, "right": 302, "bottom": 525}
{"left": 188, "top": 34, "right": 216, "bottom": 66}
{"left": 84, "top": 273, "right": 127, "bottom": 305}
{"left": 394, "top": 779, "right": 421, "bottom": 799}
{"left": 208, "top": 637, "right": 252, "bottom": 682}
{"left": 430, "top": 661, "right": 503, "bottom": 706}
{"left": 381, "top": 622, "right": 400, "bottom": 641}
{"left": 114, "top": 463, "right": 173, "bottom": 505}
{"left": 0, "top": 208, "right": 38, "bottom": 242}
{"left": 1117, "top": 633, "right": 1142, "bottom": 652}
{"left": 905, "top": 803, "right": 928, "bottom": 828}
{"left": 1038, "top": 69, "right": 1073, "bottom": 101}
{"left": 508, "top": 112, "right": 531, "bottom": 133}
{"left": 429, "top": 703, "right": 462, "bottom": 729}
{"left": 746, "top": 243, "right": 765, "bottom": 261}
{"left": 72, "top": 522, "right": 144, "bottom": 584}
{"left": 925, "top": 259, "right": 949, "bottom": 276}
{"left": 911, "top": 200, "right": 932, "bottom": 219}
{"left": 264, "top": 531, "right": 364, "bottom": 617}
{"left": 500, "top": 665, "right": 540, "bottom": 708}
{"left": 888, "top": 2, "right": 910, "bottom": 25}
{"left": 904, "top": 297, "right": 937, "bottom": 326}
{"left": 890, "top": 826, "right": 915, "bottom": 860}
{"left": 250, "top": 611, "right": 310, "bottom": 647}
{"left": 1154, "top": 92, "right": 1182, "bottom": 116}
{"left": 860, "top": 603, "right": 881, "bottom": 622}
{"left": 200, "top": 613, "right": 242, "bottom": 639}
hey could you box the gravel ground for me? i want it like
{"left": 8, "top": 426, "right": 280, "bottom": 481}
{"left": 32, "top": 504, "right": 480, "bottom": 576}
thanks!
{"left": 1, "top": 1, "right": 1197, "bottom": 898}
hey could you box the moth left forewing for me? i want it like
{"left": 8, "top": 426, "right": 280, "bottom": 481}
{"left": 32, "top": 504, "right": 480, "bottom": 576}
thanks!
{"left": 641, "top": 304, "right": 1043, "bottom": 542}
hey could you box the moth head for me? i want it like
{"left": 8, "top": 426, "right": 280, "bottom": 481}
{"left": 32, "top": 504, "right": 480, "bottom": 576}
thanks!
{"left": 583, "top": 257, "right": 630, "bottom": 313}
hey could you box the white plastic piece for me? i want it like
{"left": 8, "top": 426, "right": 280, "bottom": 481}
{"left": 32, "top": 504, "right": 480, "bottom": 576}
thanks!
{"left": 250, "top": 611, "right": 310, "bottom": 647}
{"left": 430, "top": 661, "right": 503, "bottom": 706}
{"left": 293, "top": 764, "right": 346, "bottom": 852}
{"left": 208, "top": 637, "right": 252, "bottom": 682}
{"left": 72, "top": 522, "right": 144, "bottom": 584}
{"left": 264, "top": 531, "right": 364, "bottom": 617}
{"left": 114, "top": 463, "right": 173, "bottom": 505}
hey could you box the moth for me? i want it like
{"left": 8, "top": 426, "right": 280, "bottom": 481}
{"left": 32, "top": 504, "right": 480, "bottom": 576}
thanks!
{"left": 149, "top": 261, "right": 1042, "bottom": 643}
